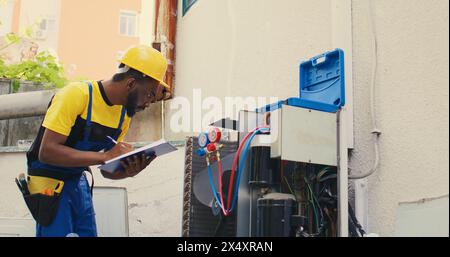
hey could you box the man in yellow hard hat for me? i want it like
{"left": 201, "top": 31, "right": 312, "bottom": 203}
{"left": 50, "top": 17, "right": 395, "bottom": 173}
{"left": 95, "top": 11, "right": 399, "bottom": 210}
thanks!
{"left": 25, "top": 45, "right": 169, "bottom": 237}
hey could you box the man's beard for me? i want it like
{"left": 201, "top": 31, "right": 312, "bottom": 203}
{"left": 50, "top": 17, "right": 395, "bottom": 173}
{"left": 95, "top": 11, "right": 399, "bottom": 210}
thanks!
{"left": 125, "top": 89, "right": 139, "bottom": 117}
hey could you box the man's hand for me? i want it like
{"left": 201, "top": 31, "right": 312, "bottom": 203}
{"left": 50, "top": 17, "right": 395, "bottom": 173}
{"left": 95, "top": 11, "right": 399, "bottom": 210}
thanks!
{"left": 101, "top": 154, "right": 156, "bottom": 180}
{"left": 103, "top": 142, "right": 133, "bottom": 163}
{"left": 121, "top": 154, "right": 155, "bottom": 178}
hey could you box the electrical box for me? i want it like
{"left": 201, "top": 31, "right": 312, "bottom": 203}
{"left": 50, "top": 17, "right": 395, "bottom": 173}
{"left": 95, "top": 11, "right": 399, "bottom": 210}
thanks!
{"left": 93, "top": 187, "right": 129, "bottom": 237}
{"left": 270, "top": 104, "right": 337, "bottom": 166}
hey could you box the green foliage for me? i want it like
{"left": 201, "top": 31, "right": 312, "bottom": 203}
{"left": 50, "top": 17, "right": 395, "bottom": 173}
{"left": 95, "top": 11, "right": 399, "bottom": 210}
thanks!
{"left": 0, "top": 51, "right": 68, "bottom": 92}
{"left": 0, "top": 14, "right": 68, "bottom": 91}
{"left": 0, "top": 33, "right": 21, "bottom": 52}
{"left": 0, "top": 58, "right": 6, "bottom": 78}
{"left": 5, "top": 33, "right": 21, "bottom": 44}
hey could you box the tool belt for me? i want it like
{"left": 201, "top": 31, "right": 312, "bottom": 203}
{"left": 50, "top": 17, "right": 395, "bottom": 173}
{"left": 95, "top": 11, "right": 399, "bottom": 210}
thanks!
{"left": 17, "top": 168, "right": 94, "bottom": 227}
{"left": 15, "top": 172, "right": 65, "bottom": 227}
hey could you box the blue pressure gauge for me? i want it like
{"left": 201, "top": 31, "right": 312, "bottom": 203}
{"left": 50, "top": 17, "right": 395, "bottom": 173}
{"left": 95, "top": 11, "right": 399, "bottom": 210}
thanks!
{"left": 198, "top": 132, "right": 210, "bottom": 148}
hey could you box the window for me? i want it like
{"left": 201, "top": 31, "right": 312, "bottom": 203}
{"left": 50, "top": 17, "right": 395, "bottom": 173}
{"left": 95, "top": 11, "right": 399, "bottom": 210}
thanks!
{"left": 35, "top": 18, "right": 56, "bottom": 39}
{"left": 119, "top": 11, "right": 138, "bottom": 37}
{"left": 182, "top": 0, "right": 198, "bottom": 16}
{"left": 39, "top": 18, "right": 56, "bottom": 32}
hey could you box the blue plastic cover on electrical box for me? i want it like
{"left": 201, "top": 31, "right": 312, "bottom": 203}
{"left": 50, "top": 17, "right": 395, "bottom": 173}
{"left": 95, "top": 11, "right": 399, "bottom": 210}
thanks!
{"left": 257, "top": 49, "right": 345, "bottom": 113}
{"left": 298, "top": 48, "right": 345, "bottom": 112}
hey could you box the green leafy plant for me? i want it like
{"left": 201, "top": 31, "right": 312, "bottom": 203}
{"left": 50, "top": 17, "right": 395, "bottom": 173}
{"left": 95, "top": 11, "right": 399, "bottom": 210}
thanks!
{"left": 0, "top": 58, "right": 5, "bottom": 71}
{"left": 0, "top": 51, "right": 68, "bottom": 92}
{"left": 0, "top": 33, "right": 21, "bottom": 52}
{"left": 0, "top": 14, "right": 68, "bottom": 91}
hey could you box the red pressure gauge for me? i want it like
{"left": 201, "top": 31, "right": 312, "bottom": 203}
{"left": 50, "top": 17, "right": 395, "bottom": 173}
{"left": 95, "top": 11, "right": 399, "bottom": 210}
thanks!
{"left": 208, "top": 128, "right": 221, "bottom": 143}
{"left": 207, "top": 143, "right": 216, "bottom": 152}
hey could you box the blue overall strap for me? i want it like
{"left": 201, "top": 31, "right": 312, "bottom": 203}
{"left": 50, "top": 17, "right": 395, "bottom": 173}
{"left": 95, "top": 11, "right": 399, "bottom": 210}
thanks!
{"left": 117, "top": 106, "right": 126, "bottom": 130}
{"left": 86, "top": 82, "right": 93, "bottom": 126}
{"left": 83, "top": 82, "right": 93, "bottom": 142}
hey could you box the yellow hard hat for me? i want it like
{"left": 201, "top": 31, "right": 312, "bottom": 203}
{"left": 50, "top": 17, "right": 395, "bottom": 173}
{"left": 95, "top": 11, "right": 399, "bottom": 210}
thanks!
{"left": 119, "top": 45, "right": 169, "bottom": 89}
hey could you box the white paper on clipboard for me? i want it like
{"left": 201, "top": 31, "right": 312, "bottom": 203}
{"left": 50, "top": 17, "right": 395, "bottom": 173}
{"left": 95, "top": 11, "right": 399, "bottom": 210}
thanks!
{"left": 98, "top": 139, "right": 177, "bottom": 173}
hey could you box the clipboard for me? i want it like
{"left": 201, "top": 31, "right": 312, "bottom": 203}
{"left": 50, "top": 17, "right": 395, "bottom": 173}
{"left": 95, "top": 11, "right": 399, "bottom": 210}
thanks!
{"left": 98, "top": 139, "right": 177, "bottom": 173}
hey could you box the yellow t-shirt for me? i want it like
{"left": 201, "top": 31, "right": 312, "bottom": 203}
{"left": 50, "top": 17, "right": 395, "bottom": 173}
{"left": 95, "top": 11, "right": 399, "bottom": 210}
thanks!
{"left": 42, "top": 81, "right": 131, "bottom": 143}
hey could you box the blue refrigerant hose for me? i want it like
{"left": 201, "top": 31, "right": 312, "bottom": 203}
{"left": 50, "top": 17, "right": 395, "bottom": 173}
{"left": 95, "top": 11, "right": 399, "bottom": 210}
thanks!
{"left": 207, "top": 164, "right": 224, "bottom": 210}
{"left": 229, "top": 127, "right": 270, "bottom": 212}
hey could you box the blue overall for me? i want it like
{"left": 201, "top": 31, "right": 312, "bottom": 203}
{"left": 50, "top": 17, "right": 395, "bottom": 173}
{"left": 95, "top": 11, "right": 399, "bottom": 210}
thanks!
{"left": 32, "top": 82, "right": 126, "bottom": 237}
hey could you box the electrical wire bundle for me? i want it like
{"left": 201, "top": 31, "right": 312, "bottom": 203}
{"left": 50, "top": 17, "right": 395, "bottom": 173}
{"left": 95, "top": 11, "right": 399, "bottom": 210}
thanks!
{"left": 293, "top": 166, "right": 366, "bottom": 237}
{"left": 284, "top": 165, "right": 338, "bottom": 237}
{"left": 348, "top": 202, "right": 366, "bottom": 237}
{"left": 300, "top": 171, "right": 330, "bottom": 237}
{"left": 315, "top": 166, "right": 366, "bottom": 237}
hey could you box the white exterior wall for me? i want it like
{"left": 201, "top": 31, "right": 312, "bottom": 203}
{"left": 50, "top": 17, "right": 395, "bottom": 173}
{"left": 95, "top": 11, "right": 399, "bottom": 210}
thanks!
{"left": 139, "top": 0, "right": 155, "bottom": 45}
{"left": 351, "top": 0, "right": 449, "bottom": 236}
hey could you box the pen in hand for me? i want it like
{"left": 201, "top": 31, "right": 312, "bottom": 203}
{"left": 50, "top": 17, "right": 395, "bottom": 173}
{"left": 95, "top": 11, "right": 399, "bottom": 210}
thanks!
{"left": 107, "top": 136, "right": 133, "bottom": 151}
{"left": 107, "top": 136, "right": 118, "bottom": 145}
{"left": 104, "top": 136, "right": 134, "bottom": 162}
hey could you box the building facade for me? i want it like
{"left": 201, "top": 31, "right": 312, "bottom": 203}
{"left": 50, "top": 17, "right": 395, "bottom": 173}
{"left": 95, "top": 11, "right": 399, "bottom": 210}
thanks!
{"left": 1, "top": 0, "right": 154, "bottom": 79}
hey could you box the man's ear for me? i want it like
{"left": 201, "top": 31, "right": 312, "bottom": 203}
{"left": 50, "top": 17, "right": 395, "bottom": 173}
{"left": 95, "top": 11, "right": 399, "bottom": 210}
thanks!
{"left": 126, "top": 78, "right": 136, "bottom": 92}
